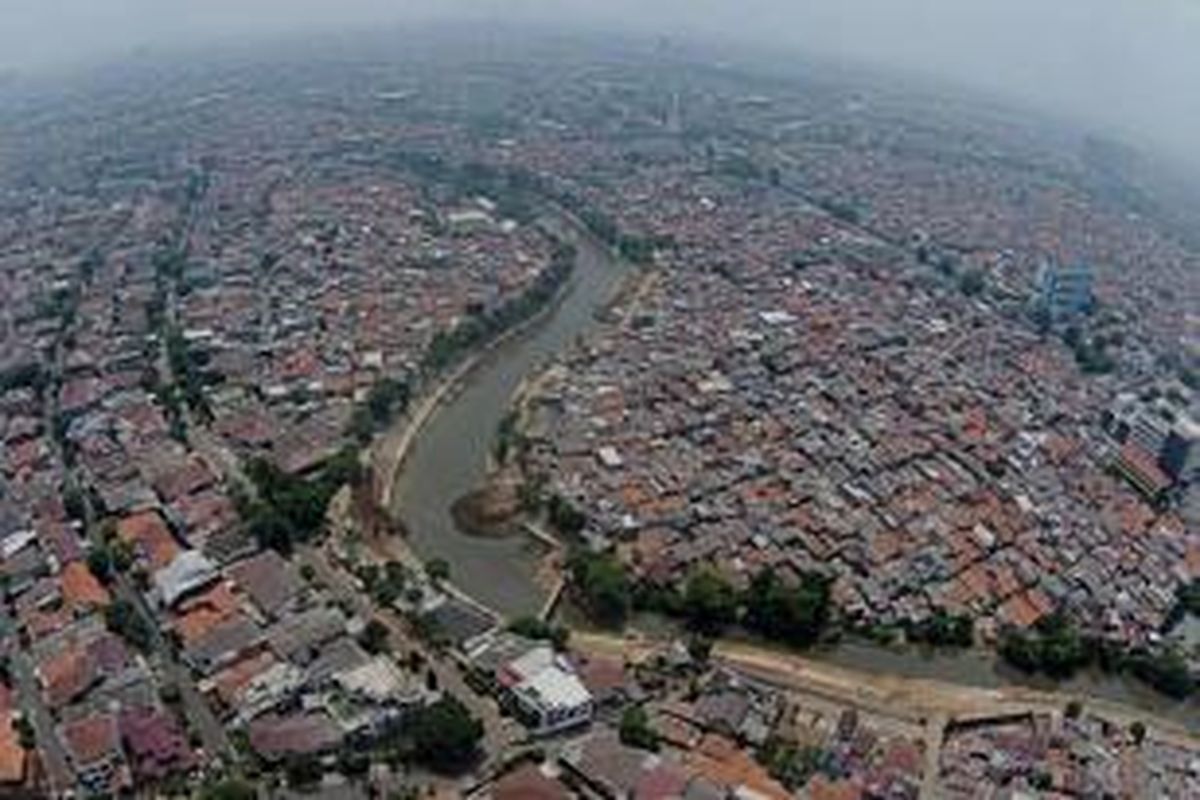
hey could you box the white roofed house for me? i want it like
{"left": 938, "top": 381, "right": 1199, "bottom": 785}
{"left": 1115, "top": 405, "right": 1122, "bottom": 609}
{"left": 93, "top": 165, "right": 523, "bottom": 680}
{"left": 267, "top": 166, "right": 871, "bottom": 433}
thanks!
{"left": 153, "top": 550, "right": 219, "bottom": 608}
{"left": 511, "top": 661, "right": 594, "bottom": 737}
{"left": 320, "top": 656, "right": 432, "bottom": 739}
{"left": 501, "top": 645, "right": 594, "bottom": 737}
{"left": 470, "top": 633, "right": 595, "bottom": 736}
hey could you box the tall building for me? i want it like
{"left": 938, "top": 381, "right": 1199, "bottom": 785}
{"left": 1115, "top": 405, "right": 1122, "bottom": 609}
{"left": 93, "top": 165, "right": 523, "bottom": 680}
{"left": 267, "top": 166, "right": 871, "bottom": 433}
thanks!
{"left": 1162, "top": 417, "right": 1200, "bottom": 483}
{"left": 1036, "top": 260, "right": 1094, "bottom": 321}
{"left": 1105, "top": 391, "right": 1200, "bottom": 486}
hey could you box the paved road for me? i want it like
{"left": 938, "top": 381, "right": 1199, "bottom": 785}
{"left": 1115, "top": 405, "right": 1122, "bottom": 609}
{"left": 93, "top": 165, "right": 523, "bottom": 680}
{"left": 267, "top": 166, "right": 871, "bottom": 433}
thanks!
{"left": 114, "top": 576, "right": 235, "bottom": 762}
{"left": 9, "top": 652, "right": 75, "bottom": 796}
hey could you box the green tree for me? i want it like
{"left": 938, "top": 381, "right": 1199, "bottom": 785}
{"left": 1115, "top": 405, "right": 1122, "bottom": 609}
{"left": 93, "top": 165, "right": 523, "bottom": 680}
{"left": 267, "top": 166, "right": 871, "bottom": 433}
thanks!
{"left": 1129, "top": 648, "right": 1194, "bottom": 699}
{"left": 13, "top": 717, "right": 35, "bottom": 751}
{"left": 907, "top": 609, "right": 974, "bottom": 647}
{"left": 743, "top": 568, "right": 831, "bottom": 647}
{"left": 410, "top": 695, "right": 484, "bottom": 774}
{"left": 958, "top": 269, "right": 986, "bottom": 296}
{"left": 568, "top": 550, "right": 631, "bottom": 628}
{"left": 508, "top": 616, "right": 570, "bottom": 651}
{"left": 105, "top": 599, "right": 154, "bottom": 652}
{"left": 999, "top": 614, "right": 1090, "bottom": 679}
{"left": 426, "top": 558, "right": 451, "bottom": 585}
{"left": 286, "top": 757, "right": 324, "bottom": 788}
{"left": 359, "top": 619, "right": 391, "bottom": 655}
{"left": 682, "top": 568, "right": 738, "bottom": 633}
{"left": 87, "top": 545, "right": 114, "bottom": 585}
{"left": 547, "top": 494, "right": 587, "bottom": 535}
{"left": 619, "top": 705, "right": 659, "bottom": 752}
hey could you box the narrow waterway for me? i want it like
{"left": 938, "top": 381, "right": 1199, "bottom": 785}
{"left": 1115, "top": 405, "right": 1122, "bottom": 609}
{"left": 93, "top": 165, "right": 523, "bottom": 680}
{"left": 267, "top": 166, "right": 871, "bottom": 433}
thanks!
{"left": 389, "top": 214, "right": 632, "bottom": 617}
{"left": 389, "top": 214, "right": 1197, "bottom": 730}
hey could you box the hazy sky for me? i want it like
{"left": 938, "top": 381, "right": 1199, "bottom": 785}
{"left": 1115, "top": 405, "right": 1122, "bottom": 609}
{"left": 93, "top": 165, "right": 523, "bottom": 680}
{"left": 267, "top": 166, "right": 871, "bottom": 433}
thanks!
{"left": 2, "top": 0, "right": 1198, "bottom": 165}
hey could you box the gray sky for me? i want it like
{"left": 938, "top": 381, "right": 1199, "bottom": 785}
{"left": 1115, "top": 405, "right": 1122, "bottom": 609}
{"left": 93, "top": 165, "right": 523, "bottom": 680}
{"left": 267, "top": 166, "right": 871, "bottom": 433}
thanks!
{"left": 2, "top": 0, "right": 1198, "bottom": 165}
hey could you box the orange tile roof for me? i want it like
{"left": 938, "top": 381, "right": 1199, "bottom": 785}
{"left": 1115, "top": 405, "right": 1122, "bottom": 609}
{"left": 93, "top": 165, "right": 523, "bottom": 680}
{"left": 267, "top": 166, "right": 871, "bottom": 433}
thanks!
{"left": 806, "top": 774, "right": 865, "bottom": 800}
{"left": 0, "top": 711, "right": 26, "bottom": 786}
{"left": 1116, "top": 443, "right": 1172, "bottom": 496}
{"left": 60, "top": 561, "right": 111, "bottom": 612}
{"left": 999, "top": 591, "right": 1044, "bottom": 629}
{"left": 173, "top": 581, "right": 240, "bottom": 645}
{"left": 117, "top": 511, "right": 180, "bottom": 571}
{"left": 23, "top": 606, "right": 73, "bottom": 642}
{"left": 37, "top": 648, "right": 94, "bottom": 708}
{"left": 682, "top": 735, "right": 791, "bottom": 800}
{"left": 211, "top": 650, "right": 278, "bottom": 707}
{"left": 1186, "top": 542, "right": 1200, "bottom": 580}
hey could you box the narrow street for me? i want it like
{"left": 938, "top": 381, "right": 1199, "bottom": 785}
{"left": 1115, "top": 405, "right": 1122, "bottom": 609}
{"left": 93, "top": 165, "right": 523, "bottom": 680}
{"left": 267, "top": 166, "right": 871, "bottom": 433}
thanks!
{"left": 9, "top": 652, "right": 74, "bottom": 795}
{"left": 30, "top": 183, "right": 234, "bottom": 767}
{"left": 114, "top": 575, "right": 234, "bottom": 761}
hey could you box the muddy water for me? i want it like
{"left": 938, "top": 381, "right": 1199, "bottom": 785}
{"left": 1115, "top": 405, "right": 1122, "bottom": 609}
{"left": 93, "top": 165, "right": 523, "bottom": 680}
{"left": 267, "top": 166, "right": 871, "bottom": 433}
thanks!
{"left": 389, "top": 216, "right": 631, "bottom": 617}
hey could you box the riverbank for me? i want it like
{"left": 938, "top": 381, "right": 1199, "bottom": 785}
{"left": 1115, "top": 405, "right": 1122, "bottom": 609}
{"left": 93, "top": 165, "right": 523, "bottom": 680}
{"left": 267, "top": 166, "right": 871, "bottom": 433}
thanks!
{"left": 556, "top": 601, "right": 1200, "bottom": 732}
{"left": 571, "top": 628, "right": 1200, "bottom": 746}
{"left": 384, "top": 209, "right": 637, "bottom": 617}
{"left": 371, "top": 221, "right": 580, "bottom": 513}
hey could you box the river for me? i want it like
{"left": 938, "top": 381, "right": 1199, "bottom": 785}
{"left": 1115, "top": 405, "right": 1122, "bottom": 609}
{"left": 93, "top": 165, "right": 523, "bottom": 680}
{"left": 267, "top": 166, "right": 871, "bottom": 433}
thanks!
{"left": 387, "top": 214, "right": 1198, "bottom": 730}
{"left": 389, "top": 214, "right": 632, "bottom": 617}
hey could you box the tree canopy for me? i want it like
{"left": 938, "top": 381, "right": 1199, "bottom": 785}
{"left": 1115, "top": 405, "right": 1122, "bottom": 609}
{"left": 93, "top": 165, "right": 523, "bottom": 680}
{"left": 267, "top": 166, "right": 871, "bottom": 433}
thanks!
{"left": 409, "top": 695, "right": 484, "bottom": 774}
{"left": 742, "top": 568, "right": 832, "bottom": 647}
{"left": 568, "top": 550, "right": 631, "bottom": 628}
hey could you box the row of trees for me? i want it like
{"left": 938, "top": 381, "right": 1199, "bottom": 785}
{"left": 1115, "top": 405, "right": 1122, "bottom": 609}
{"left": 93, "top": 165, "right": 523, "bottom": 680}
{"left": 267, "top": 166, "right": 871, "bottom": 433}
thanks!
{"left": 164, "top": 323, "right": 218, "bottom": 421}
{"left": 421, "top": 242, "right": 576, "bottom": 375}
{"left": 508, "top": 615, "right": 571, "bottom": 651}
{"left": 568, "top": 550, "right": 834, "bottom": 648}
{"left": 904, "top": 609, "right": 975, "bottom": 648}
{"left": 567, "top": 550, "right": 632, "bottom": 627}
{"left": 1000, "top": 613, "right": 1195, "bottom": 699}
{"left": 639, "top": 566, "right": 833, "bottom": 646}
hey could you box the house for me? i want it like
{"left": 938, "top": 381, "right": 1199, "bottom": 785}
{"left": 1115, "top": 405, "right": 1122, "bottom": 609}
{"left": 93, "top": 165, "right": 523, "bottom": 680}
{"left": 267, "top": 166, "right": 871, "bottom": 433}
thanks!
{"left": 323, "top": 656, "right": 429, "bottom": 737}
{"left": 183, "top": 614, "right": 266, "bottom": 675}
{"left": 483, "top": 762, "right": 573, "bottom": 800}
{"left": 247, "top": 712, "right": 343, "bottom": 762}
{"left": 154, "top": 550, "right": 219, "bottom": 608}
{"left": 572, "top": 653, "right": 636, "bottom": 710}
{"left": 37, "top": 646, "right": 97, "bottom": 709}
{"left": 60, "top": 712, "right": 129, "bottom": 795}
{"left": 266, "top": 606, "right": 346, "bottom": 665}
{"left": 233, "top": 662, "right": 304, "bottom": 725}
{"left": 511, "top": 660, "right": 594, "bottom": 737}
{"left": 560, "top": 729, "right": 659, "bottom": 799}
{"left": 0, "top": 711, "right": 26, "bottom": 788}
{"left": 118, "top": 706, "right": 196, "bottom": 782}
{"left": 228, "top": 549, "right": 305, "bottom": 619}
{"left": 471, "top": 634, "right": 594, "bottom": 736}
{"left": 59, "top": 561, "right": 111, "bottom": 614}
{"left": 117, "top": 510, "right": 181, "bottom": 571}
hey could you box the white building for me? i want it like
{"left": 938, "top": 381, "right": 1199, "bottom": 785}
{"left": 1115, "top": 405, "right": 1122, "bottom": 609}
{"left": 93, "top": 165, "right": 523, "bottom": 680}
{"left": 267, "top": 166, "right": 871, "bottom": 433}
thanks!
{"left": 475, "top": 635, "right": 594, "bottom": 736}
{"left": 153, "top": 550, "right": 219, "bottom": 608}
{"left": 511, "top": 662, "right": 594, "bottom": 736}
